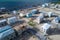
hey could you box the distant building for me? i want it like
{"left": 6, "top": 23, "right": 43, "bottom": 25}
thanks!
{"left": 31, "top": 9, "right": 38, "bottom": 14}
{"left": 26, "top": 13, "right": 32, "bottom": 18}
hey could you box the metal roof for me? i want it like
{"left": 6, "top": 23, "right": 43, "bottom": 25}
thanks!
{"left": 0, "top": 25, "right": 12, "bottom": 33}
{"left": 7, "top": 16, "right": 17, "bottom": 20}
{"left": 48, "top": 12, "right": 53, "bottom": 17}
{"left": 31, "top": 9, "right": 37, "bottom": 12}
{"left": 0, "top": 19, "right": 6, "bottom": 23}
{"left": 45, "top": 3, "right": 49, "bottom": 6}
{"left": 53, "top": 17, "right": 60, "bottom": 23}
{"left": 7, "top": 16, "right": 17, "bottom": 24}
{"left": 0, "top": 28, "right": 14, "bottom": 39}
{"left": 31, "top": 9, "right": 38, "bottom": 14}
{"left": 26, "top": 13, "right": 32, "bottom": 18}
{"left": 12, "top": 10, "right": 17, "bottom": 14}
{"left": 42, "top": 4, "right": 46, "bottom": 8}
{"left": 42, "top": 23, "right": 51, "bottom": 30}
{"left": 48, "top": 12, "right": 54, "bottom": 15}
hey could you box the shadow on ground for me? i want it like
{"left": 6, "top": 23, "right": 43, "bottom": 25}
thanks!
{"left": 15, "top": 28, "right": 40, "bottom": 40}
{"left": 47, "top": 28, "right": 60, "bottom": 35}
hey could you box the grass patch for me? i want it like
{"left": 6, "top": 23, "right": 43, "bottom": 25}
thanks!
{"left": 28, "top": 20, "right": 36, "bottom": 26}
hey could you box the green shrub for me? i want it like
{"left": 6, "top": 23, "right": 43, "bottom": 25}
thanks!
{"left": 28, "top": 20, "right": 36, "bottom": 26}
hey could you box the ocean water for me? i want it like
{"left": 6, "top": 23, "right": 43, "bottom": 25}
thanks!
{"left": 0, "top": 0, "right": 59, "bottom": 11}
{"left": 0, "top": 1, "right": 44, "bottom": 11}
{"left": 0, "top": 1, "right": 28, "bottom": 11}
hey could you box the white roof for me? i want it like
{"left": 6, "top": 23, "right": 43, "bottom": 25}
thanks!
{"left": 8, "top": 16, "right": 16, "bottom": 20}
{"left": 55, "top": 17, "right": 60, "bottom": 20}
{"left": 42, "top": 23, "right": 51, "bottom": 30}
{"left": 13, "top": 11, "right": 17, "bottom": 13}
{"left": 48, "top": 12, "right": 52, "bottom": 16}
{"left": 0, "top": 19, "right": 6, "bottom": 23}
{"left": 32, "top": 9, "right": 37, "bottom": 12}
{"left": 45, "top": 3, "right": 49, "bottom": 6}
{"left": 26, "top": 13, "right": 30, "bottom": 17}
{"left": 52, "top": 17, "right": 60, "bottom": 23}
{"left": 42, "top": 4, "right": 46, "bottom": 7}
{"left": 19, "top": 13, "right": 24, "bottom": 17}
{"left": 48, "top": 12, "right": 52, "bottom": 14}
{"left": 39, "top": 13, "right": 44, "bottom": 19}
{"left": 7, "top": 16, "right": 17, "bottom": 24}
{"left": 48, "top": 12, "right": 54, "bottom": 14}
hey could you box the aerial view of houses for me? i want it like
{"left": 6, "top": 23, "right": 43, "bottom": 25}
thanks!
{"left": 0, "top": 0, "right": 60, "bottom": 40}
